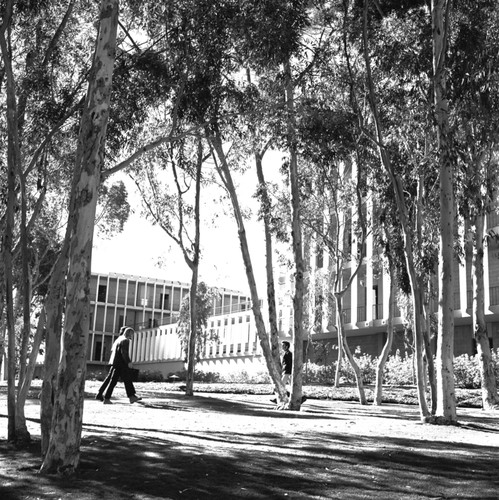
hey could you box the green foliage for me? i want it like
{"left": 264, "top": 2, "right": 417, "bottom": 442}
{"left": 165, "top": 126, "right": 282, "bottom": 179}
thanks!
{"left": 383, "top": 351, "right": 416, "bottom": 386}
{"left": 302, "top": 349, "right": 499, "bottom": 388}
{"left": 452, "top": 350, "right": 499, "bottom": 389}
{"left": 218, "top": 369, "right": 271, "bottom": 384}
{"left": 96, "top": 181, "right": 131, "bottom": 239}
{"left": 176, "top": 283, "right": 220, "bottom": 361}
{"left": 453, "top": 354, "right": 481, "bottom": 389}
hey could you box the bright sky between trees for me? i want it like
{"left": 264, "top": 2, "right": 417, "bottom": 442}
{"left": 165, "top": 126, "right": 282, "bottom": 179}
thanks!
{"left": 91, "top": 162, "right": 276, "bottom": 294}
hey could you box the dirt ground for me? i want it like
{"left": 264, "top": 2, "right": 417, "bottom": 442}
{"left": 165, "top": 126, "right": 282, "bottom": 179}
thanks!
{"left": 1, "top": 382, "right": 498, "bottom": 500}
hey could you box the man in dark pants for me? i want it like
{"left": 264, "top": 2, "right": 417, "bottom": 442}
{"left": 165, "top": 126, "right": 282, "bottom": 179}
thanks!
{"left": 96, "top": 326, "right": 142, "bottom": 404}
{"left": 271, "top": 341, "right": 292, "bottom": 404}
{"left": 271, "top": 340, "right": 306, "bottom": 404}
{"left": 281, "top": 341, "right": 292, "bottom": 387}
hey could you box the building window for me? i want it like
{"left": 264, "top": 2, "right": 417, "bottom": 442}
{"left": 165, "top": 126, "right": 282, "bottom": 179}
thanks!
{"left": 94, "top": 339, "right": 102, "bottom": 361}
{"left": 159, "top": 293, "right": 170, "bottom": 309}
{"left": 98, "top": 285, "right": 107, "bottom": 302}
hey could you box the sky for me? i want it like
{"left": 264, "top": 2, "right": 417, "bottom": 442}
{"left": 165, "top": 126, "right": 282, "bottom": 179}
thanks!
{"left": 91, "top": 159, "right": 280, "bottom": 295}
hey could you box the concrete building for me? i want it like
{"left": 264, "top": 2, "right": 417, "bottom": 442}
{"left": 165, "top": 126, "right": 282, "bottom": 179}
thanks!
{"left": 87, "top": 272, "right": 257, "bottom": 377}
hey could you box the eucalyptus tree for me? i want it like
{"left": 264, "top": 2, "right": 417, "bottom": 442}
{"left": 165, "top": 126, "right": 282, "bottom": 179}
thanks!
{"left": 0, "top": 0, "right": 92, "bottom": 443}
{"left": 302, "top": 155, "right": 371, "bottom": 404}
{"left": 293, "top": 54, "right": 371, "bottom": 402}
{"left": 450, "top": 1, "right": 499, "bottom": 410}
{"left": 431, "top": 0, "right": 457, "bottom": 424}
{"left": 131, "top": 134, "right": 206, "bottom": 397}
{"left": 334, "top": 0, "right": 450, "bottom": 419}
{"left": 40, "top": 0, "right": 119, "bottom": 474}
{"left": 0, "top": 0, "right": 131, "bottom": 446}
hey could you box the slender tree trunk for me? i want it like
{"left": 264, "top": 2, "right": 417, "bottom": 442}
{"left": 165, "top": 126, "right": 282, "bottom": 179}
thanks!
{"left": 284, "top": 60, "right": 305, "bottom": 410}
{"left": 184, "top": 141, "right": 202, "bottom": 397}
{"left": 40, "top": 0, "right": 119, "bottom": 474}
{"left": 15, "top": 309, "right": 46, "bottom": 442}
{"left": 333, "top": 211, "right": 345, "bottom": 389}
{"left": 184, "top": 266, "right": 198, "bottom": 397}
{"left": 472, "top": 214, "right": 499, "bottom": 409}
{"left": 334, "top": 330, "right": 344, "bottom": 387}
{"left": 209, "top": 133, "right": 287, "bottom": 403}
{"left": 374, "top": 263, "right": 395, "bottom": 406}
{"left": 40, "top": 252, "right": 69, "bottom": 456}
{"left": 432, "top": 0, "right": 457, "bottom": 424}
{"left": 422, "top": 291, "right": 437, "bottom": 415}
{"left": 0, "top": 0, "right": 22, "bottom": 442}
{"left": 15, "top": 131, "right": 32, "bottom": 444}
{"left": 254, "top": 151, "right": 281, "bottom": 369}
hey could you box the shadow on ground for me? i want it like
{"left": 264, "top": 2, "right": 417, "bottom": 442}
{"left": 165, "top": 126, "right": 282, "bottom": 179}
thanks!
{"left": 1, "top": 392, "right": 498, "bottom": 500}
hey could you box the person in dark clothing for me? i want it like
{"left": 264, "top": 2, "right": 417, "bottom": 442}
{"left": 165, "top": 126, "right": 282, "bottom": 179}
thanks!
{"left": 281, "top": 341, "right": 292, "bottom": 387}
{"left": 270, "top": 341, "right": 293, "bottom": 404}
{"left": 95, "top": 326, "right": 142, "bottom": 404}
{"left": 271, "top": 340, "right": 306, "bottom": 404}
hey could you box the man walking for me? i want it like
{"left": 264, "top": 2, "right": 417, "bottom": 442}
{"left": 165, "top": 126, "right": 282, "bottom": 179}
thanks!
{"left": 281, "top": 340, "right": 292, "bottom": 388}
{"left": 96, "top": 326, "right": 142, "bottom": 404}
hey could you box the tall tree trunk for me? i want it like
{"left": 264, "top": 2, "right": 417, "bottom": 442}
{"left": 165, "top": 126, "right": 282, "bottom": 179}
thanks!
{"left": 15, "top": 310, "right": 46, "bottom": 442}
{"left": 14, "top": 167, "right": 33, "bottom": 444}
{"left": 209, "top": 132, "right": 287, "bottom": 403}
{"left": 374, "top": 262, "right": 395, "bottom": 406}
{"left": 333, "top": 209, "right": 345, "bottom": 389}
{"left": 0, "top": 0, "right": 22, "bottom": 442}
{"left": 254, "top": 150, "right": 281, "bottom": 369}
{"left": 334, "top": 330, "right": 344, "bottom": 387}
{"left": 472, "top": 214, "right": 499, "bottom": 409}
{"left": 432, "top": 0, "right": 457, "bottom": 424}
{"left": 184, "top": 266, "right": 198, "bottom": 397}
{"left": 184, "top": 138, "right": 202, "bottom": 398}
{"left": 40, "top": 0, "right": 119, "bottom": 474}
{"left": 421, "top": 289, "right": 437, "bottom": 415}
{"left": 40, "top": 248, "right": 69, "bottom": 456}
{"left": 284, "top": 60, "right": 305, "bottom": 411}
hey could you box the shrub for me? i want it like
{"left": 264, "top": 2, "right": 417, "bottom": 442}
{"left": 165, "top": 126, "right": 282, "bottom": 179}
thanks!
{"left": 201, "top": 369, "right": 271, "bottom": 384}
{"left": 383, "top": 352, "right": 415, "bottom": 386}
{"left": 453, "top": 349, "right": 499, "bottom": 389}
{"left": 194, "top": 370, "right": 220, "bottom": 383}
{"left": 303, "top": 362, "right": 336, "bottom": 385}
{"left": 353, "top": 348, "right": 376, "bottom": 384}
{"left": 453, "top": 354, "right": 480, "bottom": 388}
{"left": 303, "top": 349, "right": 377, "bottom": 386}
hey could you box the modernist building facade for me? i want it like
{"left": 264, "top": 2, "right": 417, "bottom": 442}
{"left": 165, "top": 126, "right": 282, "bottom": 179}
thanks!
{"left": 88, "top": 210, "right": 499, "bottom": 377}
{"left": 87, "top": 272, "right": 256, "bottom": 375}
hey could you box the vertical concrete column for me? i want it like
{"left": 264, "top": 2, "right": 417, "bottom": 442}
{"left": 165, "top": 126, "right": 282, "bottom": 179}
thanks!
{"left": 111, "top": 276, "right": 118, "bottom": 332}
{"left": 365, "top": 198, "right": 374, "bottom": 323}
{"left": 350, "top": 163, "right": 358, "bottom": 325}
{"left": 131, "top": 330, "right": 138, "bottom": 362}
{"left": 382, "top": 265, "right": 390, "bottom": 320}
{"left": 102, "top": 275, "right": 110, "bottom": 336}
{"left": 458, "top": 219, "right": 469, "bottom": 316}
{"left": 484, "top": 239, "right": 491, "bottom": 311}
